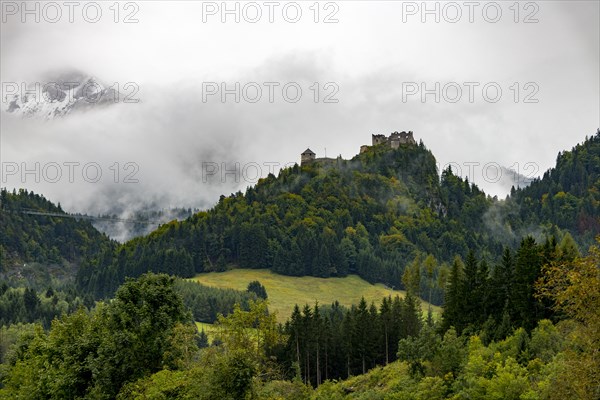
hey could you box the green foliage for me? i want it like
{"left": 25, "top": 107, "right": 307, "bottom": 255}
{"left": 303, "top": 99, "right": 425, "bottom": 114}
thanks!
{"left": 528, "top": 320, "right": 564, "bottom": 363}
{"left": 431, "top": 327, "right": 465, "bottom": 378}
{"left": 256, "top": 378, "right": 312, "bottom": 400}
{"left": 76, "top": 144, "right": 501, "bottom": 304}
{"left": 537, "top": 237, "right": 600, "bottom": 399}
{"left": 397, "top": 324, "right": 439, "bottom": 377}
{"left": 215, "top": 300, "right": 282, "bottom": 364}
{"left": 280, "top": 293, "right": 423, "bottom": 385}
{"left": 247, "top": 280, "right": 268, "bottom": 299}
{"left": 118, "top": 300, "right": 283, "bottom": 400}
{"left": 213, "top": 350, "right": 257, "bottom": 399}
{"left": 117, "top": 367, "right": 208, "bottom": 400}
{"left": 0, "top": 188, "right": 115, "bottom": 284}
{"left": 3, "top": 133, "right": 600, "bottom": 398}
{"left": 0, "top": 323, "right": 37, "bottom": 365}
{"left": 0, "top": 281, "right": 90, "bottom": 328}
{"left": 0, "top": 273, "right": 198, "bottom": 399}
{"left": 175, "top": 278, "right": 257, "bottom": 323}
{"left": 511, "top": 130, "right": 600, "bottom": 243}
{"left": 311, "top": 318, "right": 577, "bottom": 400}
{"left": 441, "top": 236, "right": 561, "bottom": 339}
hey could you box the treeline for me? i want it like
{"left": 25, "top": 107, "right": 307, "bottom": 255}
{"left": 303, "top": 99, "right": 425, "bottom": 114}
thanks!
{"left": 0, "top": 282, "right": 93, "bottom": 329}
{"left": 278, "top": 293, "right": 423, "bottom": 386}
{"left": 277, "top": 234, "right": 576, "bottom": 387}
{"left": 77, "top": 142, "right": 504, "bottom": 301}
{"left": 511, "top": 129, "right": 600, "bottom": 243}
{"left": 311, "top": 238, "right": 600, "bottom": 399}
{"left": 0, "top": 276, "right": 260, "bottom": 328}
{"left": 313, "top": 319, "right": 572, "bottom": 399}
{"left": 441, "top": 234, "right": 580, "bottom": 340}
{"left": 2, "top": 237, "right": 599, "bottom": 399}
{"left": 174, "top": 279, "right": 258, "bottom": 323}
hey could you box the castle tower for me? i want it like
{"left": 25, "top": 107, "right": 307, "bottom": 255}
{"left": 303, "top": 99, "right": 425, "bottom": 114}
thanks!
{"left": 301, "top": 148, "right": 316, "bottom": 165}
{"left": 372, "top": 134, "right": 387, "bottom": 146}
{"left": 406, "top": 131, "right": 416, "bottom": 144}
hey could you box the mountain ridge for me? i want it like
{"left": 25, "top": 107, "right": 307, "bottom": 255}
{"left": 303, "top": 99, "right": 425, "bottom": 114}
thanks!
{"left": 2, "top": 72, "right": 120, "bottom": 119}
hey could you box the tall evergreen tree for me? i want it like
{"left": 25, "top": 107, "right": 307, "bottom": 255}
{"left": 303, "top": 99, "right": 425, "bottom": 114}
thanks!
{"left": 441, "top": 256, "right": 464, "bottom": 333}
{"left": 513, "top": 236, "right": 543, "bottom": 330}
{"left": 487, "top": 247, "right": 514, "bottom": 328}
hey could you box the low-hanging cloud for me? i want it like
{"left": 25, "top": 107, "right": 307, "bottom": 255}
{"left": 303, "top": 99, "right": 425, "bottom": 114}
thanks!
{"left": 1, "top": 1, "right": 598, "bottom": 241}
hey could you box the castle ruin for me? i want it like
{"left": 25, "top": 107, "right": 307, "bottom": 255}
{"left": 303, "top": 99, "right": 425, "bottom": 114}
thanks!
{"left": 301, "top": 148, "right": 342, "bottom": 166}
{"left": 302, "top": 130, "right": 416, "bottom": 164}
{"left": 371, "top": 131, "right": 416, "bottom": 149}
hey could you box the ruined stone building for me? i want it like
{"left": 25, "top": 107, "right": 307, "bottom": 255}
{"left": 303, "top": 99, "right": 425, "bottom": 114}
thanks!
{"left": 366, "top": 131, "right": 416, "bottom": 151}
{"left": 302, "top": 131, "right": 416, "bottom": 164}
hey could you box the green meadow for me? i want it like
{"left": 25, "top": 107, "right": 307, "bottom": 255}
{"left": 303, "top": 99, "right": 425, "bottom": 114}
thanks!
{"left": 191, "top": 269, "right": 441, "bottom": 322}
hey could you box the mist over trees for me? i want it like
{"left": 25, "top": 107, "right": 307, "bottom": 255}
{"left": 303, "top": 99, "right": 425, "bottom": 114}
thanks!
{"left": 1, "top": 132, "right": 599, "bottom": 398}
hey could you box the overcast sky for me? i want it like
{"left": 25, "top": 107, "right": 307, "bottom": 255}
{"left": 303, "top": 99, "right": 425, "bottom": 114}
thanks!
{"left": 1, "top": 0, "right": 599, "bottom": 223}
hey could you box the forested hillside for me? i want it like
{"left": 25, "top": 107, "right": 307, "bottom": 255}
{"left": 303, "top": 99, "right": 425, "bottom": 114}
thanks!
{"left": 1, "top": 131, "right": 600, "bottom": 399}
{"left": 76, "top": 141, "right": 503, "bottom": 300}
{"left": 509, "top": 129, "right": 600, "bottom": 244}
{"left": 0, "top": 189, "right": 116, "bottom": 285}
{"left": 76, "top": 131, "right": 600, "bottom": 302}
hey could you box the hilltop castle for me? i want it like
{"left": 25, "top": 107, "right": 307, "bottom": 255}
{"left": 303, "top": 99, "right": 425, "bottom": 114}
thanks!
{"left": 301, "top": 148, "right": 317, "bottom": 165}
{"left": 302, "top": 131, "right": 416, "bottom": 165}
{"left": 373, "top": 131, "right": 415, "bottom": 148}
{"left": 300, "top": 148, "right": 342, "bottom": 166}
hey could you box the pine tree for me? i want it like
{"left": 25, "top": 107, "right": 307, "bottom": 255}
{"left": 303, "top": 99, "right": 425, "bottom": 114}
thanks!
{"left": 314, "top": 245, "right": 331, "bottom": 278}
{"left": 351, "top": 298, "right": 371, "bottom": 374}
{"left": 313, "top": 303, "right": 323, "bottom": 386}
{"left": 461, "top": 250, "right": 480, "bottom": 330}
{"left": 379, "top": 296, "right": 393, "bottom": 364}
{"left": 476, "top": 259, "right": 490, "bottom": 324}
{"left": 401, "top": 291, "right": 422, "bottom": 339}
{"left": 288, "top": 305, "right": 303, "bottom": 375}
{"left": 513, "top": 236, "right": 543, "bottom": 330}
{"left": 423, "top": 254, "right": 438, "bottom": 316}
{"left": 441, "top": 256, "right": 464, "bottom": 333}
{"left": 301, "top": 304, "right": 313, "bottom": 384}
{"left": 402, "top": 254, "right": 422, "bottom": 296}
{"left": 487, "top": 247, "right": 514, "bottom": 330}
{"left": 197, "top": 329, "right": 209, "bottom": 348}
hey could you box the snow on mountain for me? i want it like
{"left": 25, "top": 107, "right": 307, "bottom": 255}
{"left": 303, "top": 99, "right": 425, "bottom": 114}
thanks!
{"left": 2, "top": 71, "right": 120, "bottom": 120}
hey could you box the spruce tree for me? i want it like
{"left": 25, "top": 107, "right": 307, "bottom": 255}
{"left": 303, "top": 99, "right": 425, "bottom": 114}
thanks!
{"left": 441, "top": 256, "right": 464, "bottom": 333}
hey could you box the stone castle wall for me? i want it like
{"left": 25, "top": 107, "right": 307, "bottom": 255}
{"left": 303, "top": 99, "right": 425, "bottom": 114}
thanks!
{"left": 372, "top": 131, "right": 415, "bottom": 147}
{"left": 303, "top": 131, "right": 416, "bottom": 163}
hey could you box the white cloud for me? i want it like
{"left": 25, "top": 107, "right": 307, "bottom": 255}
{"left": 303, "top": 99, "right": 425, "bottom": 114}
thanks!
{"left": 1, "top": 0, "right": 598, "bottom": 223}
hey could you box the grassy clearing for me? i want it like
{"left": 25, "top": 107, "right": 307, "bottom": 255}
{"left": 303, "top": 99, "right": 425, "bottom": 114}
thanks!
{"left": 195, "top": 321, "right": 218, "bottom": 335}
{"left": 191, "top": 269, "right": 441, "bottom": 322}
